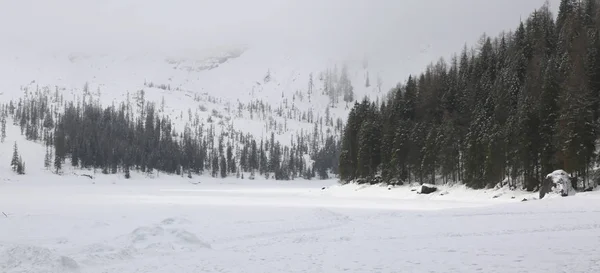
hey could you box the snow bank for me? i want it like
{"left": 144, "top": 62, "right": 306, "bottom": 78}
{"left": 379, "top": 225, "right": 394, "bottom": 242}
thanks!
{"left": 123, "top": 218, "right": 211, "bottom": 252}
{"left": 74, "top": 217, "right": 210, "bottom": 267}
{"left": 540, "top": 170, "right": 575, "bottom": 199}
{"left": 0, "top": 244, "right": 79, "bottom": 273}
{"left": 319, "top": 182, "right": 538, "bottom": 204}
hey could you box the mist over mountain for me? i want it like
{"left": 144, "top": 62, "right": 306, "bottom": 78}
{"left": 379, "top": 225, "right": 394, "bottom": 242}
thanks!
{"left": 1, "top": 0, "right": 559, "bottom": 77}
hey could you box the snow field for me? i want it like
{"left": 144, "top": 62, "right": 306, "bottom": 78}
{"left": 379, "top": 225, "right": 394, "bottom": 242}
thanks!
{"left": 2, "top": 179, "right": 600, "bottom": 273}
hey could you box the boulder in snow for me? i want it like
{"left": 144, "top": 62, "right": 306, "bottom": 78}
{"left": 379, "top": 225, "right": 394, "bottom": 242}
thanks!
{"left": 540, "top": 170, "right": 575, "bottom": 199}
{"left": 417, "top": 184, "right": 437, "bottom": 194}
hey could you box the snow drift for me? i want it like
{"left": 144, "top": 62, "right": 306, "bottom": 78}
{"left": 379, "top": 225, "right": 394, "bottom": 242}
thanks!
{"left": 540, "top": 170, "right": 575, "bottom": 199}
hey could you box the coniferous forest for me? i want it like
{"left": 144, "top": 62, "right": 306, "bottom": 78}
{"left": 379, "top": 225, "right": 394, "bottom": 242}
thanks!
{"left": 340, "top": 0, "right": 600, "bottom": 191}
{"left": 0, "top": 88, "right": 341, "bottom": 181}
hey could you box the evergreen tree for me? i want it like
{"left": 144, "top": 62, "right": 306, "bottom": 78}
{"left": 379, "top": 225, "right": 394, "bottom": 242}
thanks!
{"left": 336, "top": 2, "right": 600, "bottom": 190}
{"left": 211, "top": 151, "right": 219, "bottom": 178}
{"left": 1, "top": 115, "right": 6, "bottom": 143}
{"left": 44, "top": 146, "right": 52, "bottom": 170}
{"left": 220, "top": 155, "right": 227, "bottom": 178}
{"left": 11, "top": 142, "right": 19, "bottom": 172}
{"left": 339, "top": 103, "right": 359, "bottom": 182}
{"left": 124, "top": 164, "right": 131, "bottom": 179}
{"left": 16, "top": 156, "right": 25, "bottom": 175}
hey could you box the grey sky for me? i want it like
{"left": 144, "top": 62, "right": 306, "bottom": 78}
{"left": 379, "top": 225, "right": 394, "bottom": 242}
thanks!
{"left": 0, "top": 0, "right": 559, "bottom": 66}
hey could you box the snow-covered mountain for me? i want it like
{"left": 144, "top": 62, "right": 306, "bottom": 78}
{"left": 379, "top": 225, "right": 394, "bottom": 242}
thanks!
{"left": 0, "top": 45, "right": 405, "bottom": 181}
{"left": 0, "top": 45, "right": 400, "bottom": 149}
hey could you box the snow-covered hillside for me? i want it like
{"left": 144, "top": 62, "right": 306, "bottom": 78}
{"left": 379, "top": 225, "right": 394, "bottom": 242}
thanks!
{"left": 0, "top": 46, "right": 391, "bottom": 146}
{"left": 0, "top": 43, "right": 411, "bottom": 182}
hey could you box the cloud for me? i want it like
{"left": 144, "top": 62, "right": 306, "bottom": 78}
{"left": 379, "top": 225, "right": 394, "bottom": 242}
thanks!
{"left": 0, "top": 0, "right": 560, "bottom": 65}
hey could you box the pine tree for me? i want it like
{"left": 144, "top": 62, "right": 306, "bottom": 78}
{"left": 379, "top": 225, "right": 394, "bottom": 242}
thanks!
{"left": 335, "top": 1, "right": 600, "bottom": 189}
{"left": 220, "top": 155, "right": 227, "bottom": 178}
{"left": 227, "top": 144, "right": 235, "bottom": 174}
{"left": 54, "top": 148, "right": 62, "bottom": 173}
{"left": 11, "top": 142, "right": 19, "bottom": 172}
{"left": 539, "top": 58, "right": 560, "bottom": 177}
{"left": 17, "top": 156, "right": 25, "bottom": 175}
{"left": 357, "top": 121, "right": 375, "bottom": 180}
{"left": 1, "top": 115, "right": 6, "bottom": 143}
{"left": 124, "top": 165, "right": 131, "bottom": 179}
{"left": 44, "top": 146, "right": 52, "bottom": 169}
{"left": 339, "top": 105, "right": 358, "bottom": 182}
{"left": 211, "top": 151, "right": 219, "bottom": 178}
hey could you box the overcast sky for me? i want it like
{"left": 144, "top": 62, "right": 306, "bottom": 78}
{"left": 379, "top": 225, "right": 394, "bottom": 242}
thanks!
{"left": 0, "top": 0, "right": 559, "bottom": 64}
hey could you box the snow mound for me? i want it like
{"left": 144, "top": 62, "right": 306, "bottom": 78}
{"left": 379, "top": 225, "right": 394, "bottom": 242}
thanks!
{"left": 77, "top": 243, "right": 135, "bottom": 266}
{"left": 160, "top": 217, "right": 192, "bottom": 226}
{"left": 541, "top": 170, "right": 576, "bottom": 199}
{"left": 127, "top": 225, "right": 211, "bottom": 251}
{"left": 77, "top": 219, "right": 208, "bottom": 265}
{"left": 0, "top": 244, "right": 79, "bottom": 273}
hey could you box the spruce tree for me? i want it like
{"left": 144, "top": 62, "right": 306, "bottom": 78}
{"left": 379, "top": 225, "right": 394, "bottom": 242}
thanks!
{"left": 16, "top": 156, "right": 24, "bottom": 175}
{"left": 124, "top": 165, "right": 131, "bottom": 179}
{"left": 44, "top": 146, "right": 52, "bottom": 169}
{"left": 220, "top": 155, "right": 227, "bottom": 178}
{"left": 211, "top": 152, "right": 219, "bottom": 177}
{"left": 1, "top": 115, "right": 6, "bottom": 143}
{"left": 334, "top": 1, "right": 600, "bottom": 189}
{"left": 227, "top": 144, "right": 234, "bottom": 174}
{"left": 11, "top": 142, "right": 19, "bottom": 172}
{"left": 54, "top": 147, "right": 62, "bottom": 173}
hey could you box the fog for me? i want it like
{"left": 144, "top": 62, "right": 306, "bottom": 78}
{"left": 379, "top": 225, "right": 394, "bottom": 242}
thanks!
{"left": 0, "top": 0, "right": 559, "bottom": 66}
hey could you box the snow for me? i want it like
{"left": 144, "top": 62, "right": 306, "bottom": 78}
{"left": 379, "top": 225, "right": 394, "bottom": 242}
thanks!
{"left": 3, "top": 117, "right": 600, "bottom": 272}
{"left": 0, "top": 1, "right": 593, "bottom": 271}
{"left": 0, "top": 46, "right": 377, "bottom": 153}
{"left": 546, "top": 170, "right": 576, "bottom": 197}
{"left": 1, "top": 179, "right": 600, "bottom": 273}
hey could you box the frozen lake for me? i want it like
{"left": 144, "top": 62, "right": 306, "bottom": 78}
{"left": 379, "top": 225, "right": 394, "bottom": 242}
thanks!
{"left": 1, "top": 179, "right": 600, "bottom": 273}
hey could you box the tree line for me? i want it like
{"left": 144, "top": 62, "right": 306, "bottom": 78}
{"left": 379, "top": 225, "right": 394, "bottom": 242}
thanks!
{"left": 340, "top": 0, "right": 600, "bottom": 191}
{"left": 2, "top": 85, "right": 340, "bottom": 180}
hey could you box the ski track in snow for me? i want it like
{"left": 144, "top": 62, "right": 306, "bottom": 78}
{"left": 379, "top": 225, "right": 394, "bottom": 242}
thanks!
{"left": 1, "top": 181, "right": 600, "bottom": 273}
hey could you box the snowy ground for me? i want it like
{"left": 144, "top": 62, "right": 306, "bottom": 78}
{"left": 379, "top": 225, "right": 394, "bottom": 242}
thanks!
{"left": 2, "top": 178, "right": 600, "bottom": 273}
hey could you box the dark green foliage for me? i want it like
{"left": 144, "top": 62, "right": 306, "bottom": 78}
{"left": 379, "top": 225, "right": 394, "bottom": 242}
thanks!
{"left": 1, "top": 115, "right": 6, "bottom": 143}
{"left": 16, "top": 156, "right": 25, "bottom": 175}
{"left": 220, "top": 155, "right": 227, "bottom": 178}
{"left": 3, "top": 84, "right": 343, "bottom": 181}
{"left": 11, "top": 142, "right": 20, "bottom": 172}
{"left": 211, "top": 151, "right": 219, "bottom": 178}
{"left": 338, "top": 2, "right": 600, "bottom": 190}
